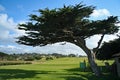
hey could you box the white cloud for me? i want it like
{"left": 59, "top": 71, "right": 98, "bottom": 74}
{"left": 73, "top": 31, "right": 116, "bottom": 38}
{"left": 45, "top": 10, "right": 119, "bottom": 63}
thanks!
{"left": 0, "top": 14, "right": 26, "bottom": 32}
{"left": 0, "top": 43, "right": 86, "bottom": 55}
{"left": 86, "top": 34, "right": 118, "bottom": 49}
{"left": 0, "top": 14, "right": 16, "bottom": 31}
{"left": 0, "top": 45, "right": 30, "bottom": 54}
{"left": 0, "top": 30, "right": 9, "bottom": 39}
{"left": 116, "top": 22, "right": 120, "bottom": 26}
{"left": 32, "top": 42, "right": 86, "bottom": 55}
{"left": 86, "top": 35, "right": 101, "bottom": 49}
{"left": 0, "top": 13, "right": 25, "bottom": 42}
{"left": 103, "top": 35, "right": 118, "bottom": 42}
{"left": 90, "top": 9, "right": 111, "bottom": 18}
{"left": 0, "top": 5, "right": 5, "bottom": 11}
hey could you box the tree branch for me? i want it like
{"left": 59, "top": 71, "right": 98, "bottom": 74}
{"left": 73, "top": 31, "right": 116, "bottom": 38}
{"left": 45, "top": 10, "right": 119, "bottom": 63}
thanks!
{"left": 93, "top": 34, "right": 105, "bottom": 54}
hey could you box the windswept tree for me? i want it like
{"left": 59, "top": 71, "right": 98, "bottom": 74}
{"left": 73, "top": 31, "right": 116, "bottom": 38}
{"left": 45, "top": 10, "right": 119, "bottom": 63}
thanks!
{"left": 17, "top": 3, "right": 119, "bottom": 76}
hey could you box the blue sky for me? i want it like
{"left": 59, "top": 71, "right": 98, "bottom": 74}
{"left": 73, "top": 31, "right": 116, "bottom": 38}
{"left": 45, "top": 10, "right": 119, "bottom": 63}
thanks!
{"left": 0, "top": 0, "right": 120, "bottom": 55}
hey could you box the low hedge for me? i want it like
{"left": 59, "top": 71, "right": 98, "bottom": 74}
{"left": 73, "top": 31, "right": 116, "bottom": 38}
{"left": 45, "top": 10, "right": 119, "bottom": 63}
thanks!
{"left": 0, "top": 61, "right": 32, "bottom": 66}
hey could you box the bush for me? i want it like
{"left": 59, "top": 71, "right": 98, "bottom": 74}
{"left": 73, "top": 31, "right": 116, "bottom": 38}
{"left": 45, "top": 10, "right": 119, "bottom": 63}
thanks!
{"left": 24, "top": 57, "right": 35, "bottom": 61}
{"left": 46, "top": 56, "right": 54, "bottom": 60}
{"left": 0, "top": 61, "right": 32, "bottom": 66}
{"left": 24, "top": 58, "right": 34, "bottom": 61}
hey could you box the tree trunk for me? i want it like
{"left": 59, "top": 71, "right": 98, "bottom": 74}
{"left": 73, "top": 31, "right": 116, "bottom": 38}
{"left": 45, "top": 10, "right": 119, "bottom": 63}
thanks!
{"left": 75, "top": 37, "right": 102, "bottom": 76}
{"left": 87, "top": 53, "right": 101, "bottom": 76}
{"left": 83, "top": 46, "right": 102, "bottom": 76}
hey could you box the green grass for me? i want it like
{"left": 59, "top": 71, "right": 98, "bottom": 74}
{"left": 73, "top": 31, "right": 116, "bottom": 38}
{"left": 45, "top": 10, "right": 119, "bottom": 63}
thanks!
{"left": 0, "top": 57, "right": 119, "bottom": 80}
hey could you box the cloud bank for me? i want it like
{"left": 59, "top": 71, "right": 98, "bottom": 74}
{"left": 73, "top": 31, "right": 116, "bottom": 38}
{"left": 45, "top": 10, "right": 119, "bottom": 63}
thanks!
{"left": 90, "top": 9, "right": 111, "bottom": 20}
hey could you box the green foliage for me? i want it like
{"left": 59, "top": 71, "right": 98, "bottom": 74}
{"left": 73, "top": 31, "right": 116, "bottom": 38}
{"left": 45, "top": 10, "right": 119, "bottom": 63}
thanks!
{"left": 17, "top": 3, "right": 119, "bottom": 46}
{"left": 51, "top": 53, "right": 67, "bottom": 58}
{"left": 10, "top": 53, "right": 44, "bottom": 61}
{"left": 45, "top": 56, "right": 54, "bottom": 60}
{"left": 24, "top": 57, "right": 34, "bottom": 61}
{"left": 0, "top": 52, "right": 15, "bottom": 61}
{"left": 0, "top": 52, "right": 8, "bottom": 56}
{"left": 97, "top": 38, "right": 120, "bottom": 60}
{"left": 68, "top": 54, "right": 76, "bottom": 57}
{"left": 1, "top": 52, "right": 81, "bottom": 61}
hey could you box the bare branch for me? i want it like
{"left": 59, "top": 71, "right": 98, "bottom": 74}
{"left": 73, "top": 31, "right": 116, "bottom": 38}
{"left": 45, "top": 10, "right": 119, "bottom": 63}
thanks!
{"left": 93, "top": 34, "right": 105, "bottom": 54}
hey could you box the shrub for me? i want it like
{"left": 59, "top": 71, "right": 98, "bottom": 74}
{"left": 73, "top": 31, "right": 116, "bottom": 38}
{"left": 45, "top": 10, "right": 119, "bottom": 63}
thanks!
{"left": 0, "top": 61, "right": 32, "bottom": 66}
{"left": 46, "top": 56, "right": 54, "bottom": 60}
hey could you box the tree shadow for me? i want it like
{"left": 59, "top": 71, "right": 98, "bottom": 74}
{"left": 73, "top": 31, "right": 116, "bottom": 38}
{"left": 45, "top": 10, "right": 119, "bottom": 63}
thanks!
{"left": 65, "top": 67, "right": 92, "bottom": 72}
{"left": 0, "top": 69, "right": 56, "bottom": 80}
{"left": 63, "top": 67, "right": 120, "bottom": 80}
{"left": 0, "top": 69, "right": 37, "bottom": 80}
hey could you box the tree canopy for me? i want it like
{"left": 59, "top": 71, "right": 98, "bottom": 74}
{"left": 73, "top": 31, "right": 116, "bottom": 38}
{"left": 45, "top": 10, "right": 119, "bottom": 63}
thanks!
{"left": 0, "top": 52, "right": 8, "bottom": 57}
{"left": 97, "top": 37, "right": 120, "bottom": 60}
{"left": 17, "top": 3, "right": 119, "bottom": 47}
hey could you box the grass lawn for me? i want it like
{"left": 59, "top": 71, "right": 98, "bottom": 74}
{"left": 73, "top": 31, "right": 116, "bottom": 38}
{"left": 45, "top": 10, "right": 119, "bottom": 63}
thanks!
{"left": 0, "top": 57, "right": 119, "bottom": 80}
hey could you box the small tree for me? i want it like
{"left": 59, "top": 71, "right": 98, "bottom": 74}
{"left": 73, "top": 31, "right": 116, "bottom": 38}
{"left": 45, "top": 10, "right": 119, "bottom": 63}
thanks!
{"left": 0, "top": 52, "right": 9, "bottom": 60}
{"left": 17, "top": 3, "right": 119, "bottom": 76}
{"left": 68, "top": 54, "right": 76, "bottom": 57}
